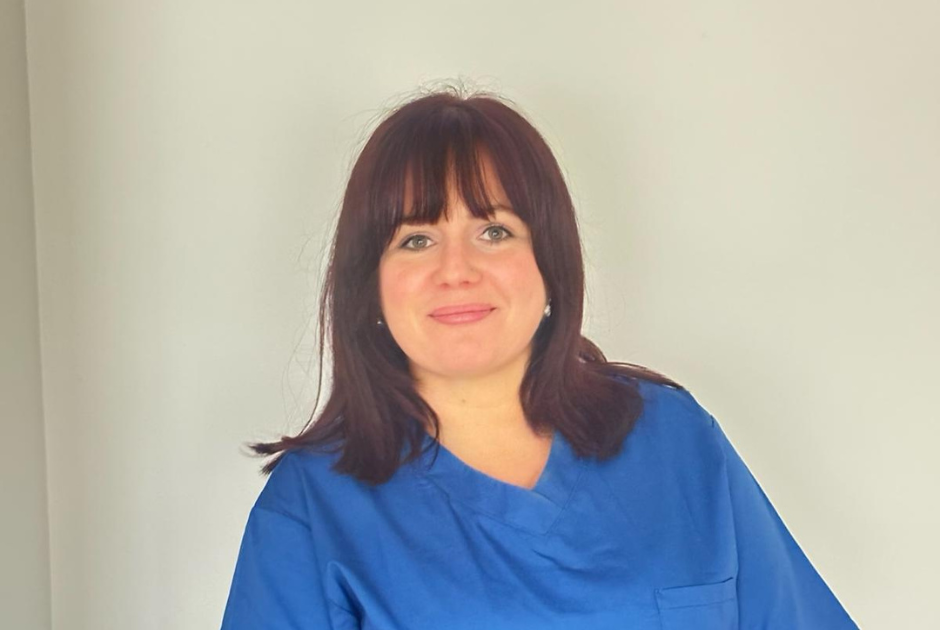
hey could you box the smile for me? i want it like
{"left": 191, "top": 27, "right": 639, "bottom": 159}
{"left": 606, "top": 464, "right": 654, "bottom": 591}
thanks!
{"left": 429, "top": 308, "right": 495, "bottom": 325}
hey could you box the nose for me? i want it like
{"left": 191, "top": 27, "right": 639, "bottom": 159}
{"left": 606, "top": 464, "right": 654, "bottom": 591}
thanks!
{"left": 433, "top": 236, "right": 481, "bottom": 286}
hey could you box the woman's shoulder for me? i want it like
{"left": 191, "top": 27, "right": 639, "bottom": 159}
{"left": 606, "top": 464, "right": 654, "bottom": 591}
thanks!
{"left": 611, "top": 371, "right": 716, "bottom": 431}
{"left": 610, "top": 372, "right": 722, "bottom": 462}
{"left": 250, "top": 445, "right": 357, "bottom": 522}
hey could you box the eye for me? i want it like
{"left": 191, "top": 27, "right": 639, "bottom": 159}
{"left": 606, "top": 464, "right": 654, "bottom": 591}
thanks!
{"left": 483, "top": 224, "right": 514, "bottom": 242}
{"left": 400, "top": 234, "right": 432, "bottom": 250}
{"left": 398, "top": 223, "right": 514, "bottom": 251}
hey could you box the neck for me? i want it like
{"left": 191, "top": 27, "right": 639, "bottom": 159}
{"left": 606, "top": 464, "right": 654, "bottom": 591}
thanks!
{"left": 412, "top": 352, "right": 538, "bottom": 445}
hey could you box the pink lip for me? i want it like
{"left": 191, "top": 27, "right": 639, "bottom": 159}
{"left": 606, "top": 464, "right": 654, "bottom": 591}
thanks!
{"left": 430, "top": 309, "right": 494, "bottom": 325}
{"left": 429, "top": 303, "right": 495, "bottom": 317}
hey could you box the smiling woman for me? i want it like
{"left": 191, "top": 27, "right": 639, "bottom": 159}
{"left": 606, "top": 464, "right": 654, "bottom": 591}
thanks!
{"left": 242, "top": 87, "right": 681, "bottom": 483}
{"left": 219, "top": 85, "right": 859, "bottom": 629}
{"left": 378, "top": 154, "right": 550, "bottom": 448}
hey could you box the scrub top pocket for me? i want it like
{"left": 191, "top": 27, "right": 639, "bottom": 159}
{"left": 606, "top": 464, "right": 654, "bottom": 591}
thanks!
{"left": 655, "top": 575, "right": 738, "bottom": 630}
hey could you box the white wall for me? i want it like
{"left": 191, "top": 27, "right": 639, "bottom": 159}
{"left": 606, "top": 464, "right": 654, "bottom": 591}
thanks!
{"left": 19, "top": 0, "right": 939, "bottom": 628}
{"left": 1, "top": 0, "right": 51, "bottom": 628}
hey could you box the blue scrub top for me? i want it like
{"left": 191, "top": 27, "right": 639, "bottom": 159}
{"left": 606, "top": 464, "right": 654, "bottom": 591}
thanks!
{"left": 220, "top": 377, "right": 858, "bottom": 629}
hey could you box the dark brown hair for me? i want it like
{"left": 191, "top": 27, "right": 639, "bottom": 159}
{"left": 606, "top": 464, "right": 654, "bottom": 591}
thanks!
{"left": 249, "top": 85, "right": 684, "bottom": 484}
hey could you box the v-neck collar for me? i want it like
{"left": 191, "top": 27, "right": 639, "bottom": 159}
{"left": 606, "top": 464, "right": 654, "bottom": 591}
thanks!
{"left": 408, "top": 424, "right": 586, "bottom": 535}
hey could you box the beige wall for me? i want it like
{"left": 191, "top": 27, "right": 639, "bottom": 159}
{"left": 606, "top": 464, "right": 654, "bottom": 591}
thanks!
{"left": 16, "top": 0, "right": 940, "bottom": 628}
{"left": 1, "top": 0, "right": 51, "bottom": 628}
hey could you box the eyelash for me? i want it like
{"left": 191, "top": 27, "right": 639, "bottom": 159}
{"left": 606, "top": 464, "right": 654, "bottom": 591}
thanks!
{"left": 398, "top": 223, "right": 514, "bottom": 251}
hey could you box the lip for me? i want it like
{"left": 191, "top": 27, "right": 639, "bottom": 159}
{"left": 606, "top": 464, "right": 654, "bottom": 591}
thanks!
{"left": 430, "top": 309, "right": 495, "bottom": 325}
{"left": 429, "top": 303, "right": 495, "bottom": 317}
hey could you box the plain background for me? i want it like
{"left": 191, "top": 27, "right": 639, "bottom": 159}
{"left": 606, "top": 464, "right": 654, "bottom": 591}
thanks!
{"left": 4, "top": 0, "right": 938, "bottom": 628}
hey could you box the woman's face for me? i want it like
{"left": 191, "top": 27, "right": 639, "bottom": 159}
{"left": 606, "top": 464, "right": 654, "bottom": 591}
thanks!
{"left": 378, "top": 158, "right": 548, "bottom": 383}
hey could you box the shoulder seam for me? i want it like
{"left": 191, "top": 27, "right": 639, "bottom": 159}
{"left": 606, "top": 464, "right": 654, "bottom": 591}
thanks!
{"left": 252, "top": 502, "right": 311, "bottom": 530}
{"left": 254, "top": 453, "right": 313, "bottom": 527}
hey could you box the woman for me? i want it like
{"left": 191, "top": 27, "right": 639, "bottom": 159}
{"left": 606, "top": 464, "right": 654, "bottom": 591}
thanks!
{"left": 220, "top": 88, "right": 858, "bottom": 629}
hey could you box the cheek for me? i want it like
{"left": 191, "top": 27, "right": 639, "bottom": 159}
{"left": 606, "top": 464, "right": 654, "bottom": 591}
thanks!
{"left": 500, "top": 253, "right": 545, "bottom": 297}
{"left": 379, "top": 263, "right": 421, "bottom": 311}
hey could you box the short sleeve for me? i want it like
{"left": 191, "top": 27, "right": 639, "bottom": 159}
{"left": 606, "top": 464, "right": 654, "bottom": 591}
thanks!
{"left": 708, "top": 414, "right": 859, "bottom": 629}
{"left": 219, "top": 454, "right": 360, "bottom": 630}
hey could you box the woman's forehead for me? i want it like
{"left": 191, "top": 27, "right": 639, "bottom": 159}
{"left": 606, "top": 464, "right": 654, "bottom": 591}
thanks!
{"left": 398, "top": 174, "right": 513, "bottom": 224}
{"left": 398, "top": 203, "right": 516, "bottom": 226}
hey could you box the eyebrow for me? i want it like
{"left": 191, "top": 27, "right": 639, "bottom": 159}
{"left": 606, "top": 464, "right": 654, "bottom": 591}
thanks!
{"left": 400, "top": 204, "right": 515, "bottom": 226}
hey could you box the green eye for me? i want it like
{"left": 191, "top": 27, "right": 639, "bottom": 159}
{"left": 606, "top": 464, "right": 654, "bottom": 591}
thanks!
{"left": 484, "top": 225, "right": 513, "bottom": 241}
{"left": 400, "top": 234, "right": 431, "bottom": 250}
{"left": 398, "top": 224, "right": 514, "bottom": 251}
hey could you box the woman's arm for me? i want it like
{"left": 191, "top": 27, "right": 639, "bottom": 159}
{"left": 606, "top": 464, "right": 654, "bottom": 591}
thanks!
{"left": 709, "top": 413, "right": 859, "bottom": 629}
{"left": 220, "top": 455, "right": 360, "bottom": 630}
